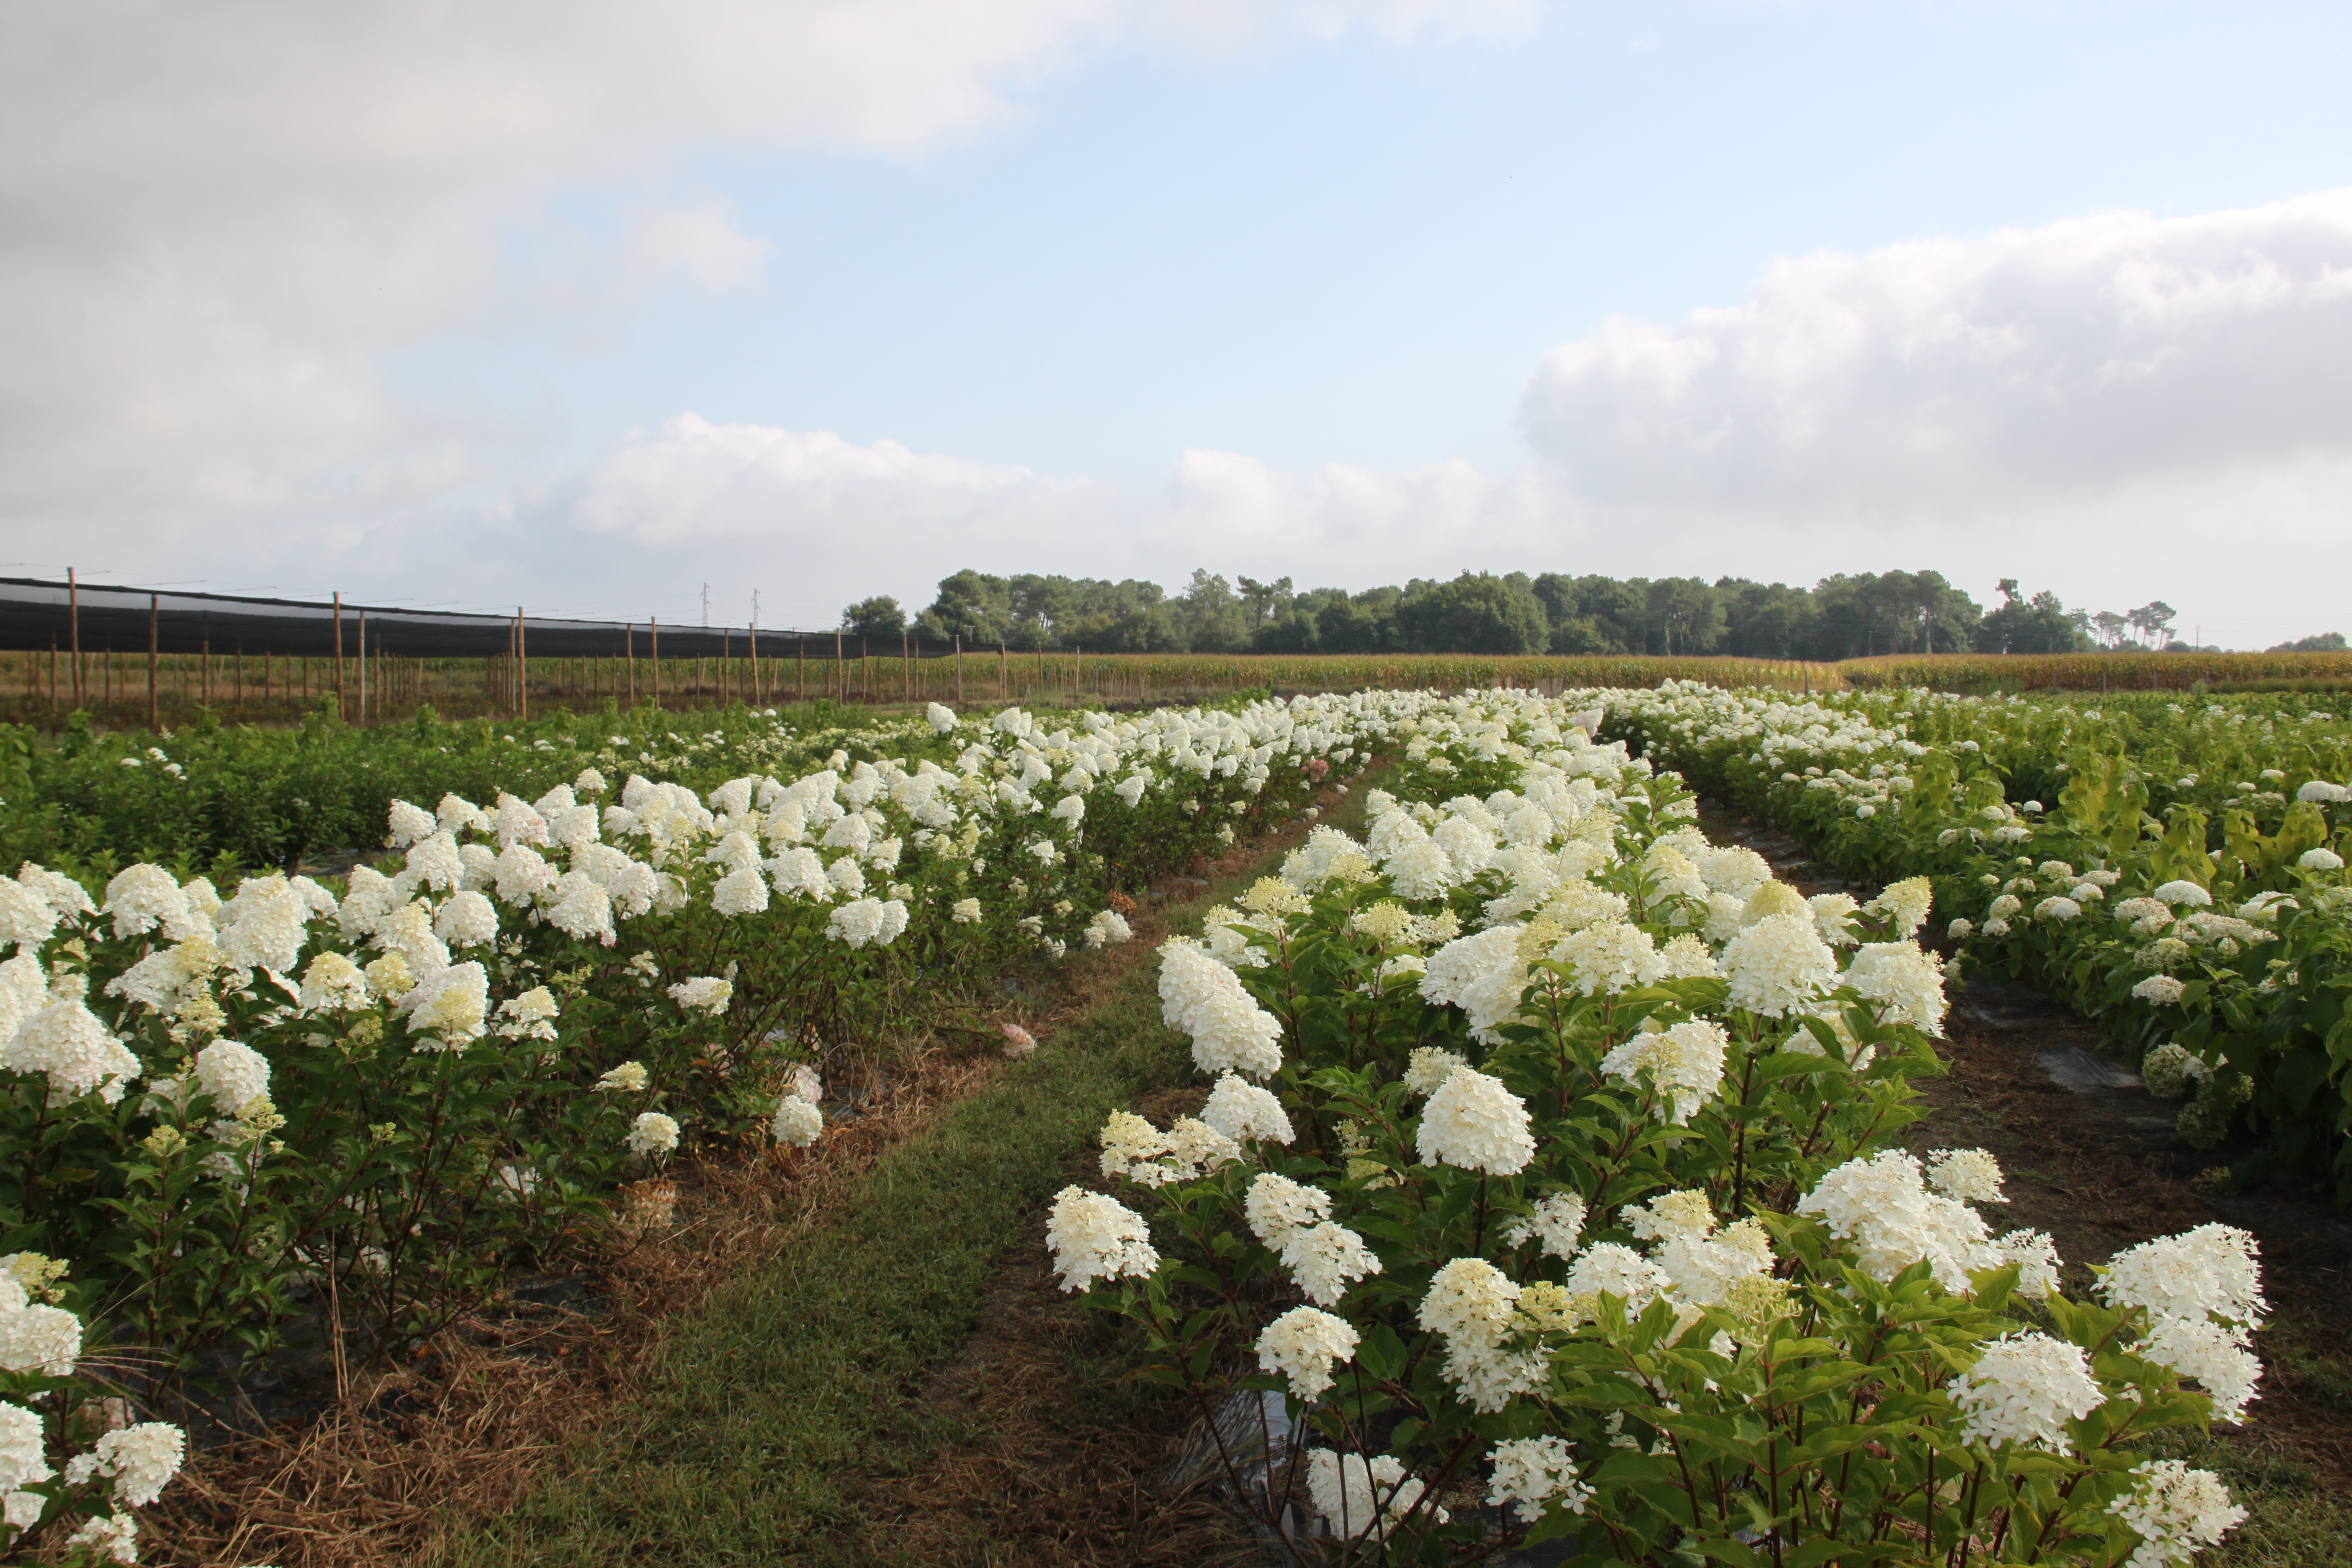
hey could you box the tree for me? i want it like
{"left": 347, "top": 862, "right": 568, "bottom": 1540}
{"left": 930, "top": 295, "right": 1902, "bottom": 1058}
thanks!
{"left": 841, "top": 595, "right": 907, "bottom": 638}
{"left": 1394, "top": 573, "right": 1548, "bottom": 654}
{"left": 1236, "top": 576, "right": 1294, "bottom": 630}
{"left": 2126, "top": 601, "right": 2178, "bottom": 650}
{"left": 1979, "top": 586, "right": 2088, "bottom": 654}
{"left": 917, "top": 569, "right": 1013, "bottom": 643}
{"left": 2269, "top": 632, "right": 2348, "bottom": 652}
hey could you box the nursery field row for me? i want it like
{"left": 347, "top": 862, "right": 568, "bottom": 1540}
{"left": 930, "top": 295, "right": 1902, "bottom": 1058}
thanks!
{"left": 0, "top": 688, "right": 1409, "bottom": 1562}
{"left": 1035, "top": 688, "right": 2267, "bottom": 1565}
{"left": 1602, "top": 682, "right": 2352, "bottom": 1206}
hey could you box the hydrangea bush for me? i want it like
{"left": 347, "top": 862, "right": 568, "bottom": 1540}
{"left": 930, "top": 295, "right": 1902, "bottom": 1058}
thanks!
{"left": 1600, "top": 682, "right": 2352, "bottom": 1202}
{"left": 1050, "top": 689, "right": 2256, "bottom": 1567}
{"left": 0, "top": 693, "right": 1402, "bottom": 1423}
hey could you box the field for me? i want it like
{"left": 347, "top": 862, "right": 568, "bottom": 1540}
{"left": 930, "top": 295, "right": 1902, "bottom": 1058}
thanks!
{"left": 2, "top": 680, "right": 2349, "bottom": 1567}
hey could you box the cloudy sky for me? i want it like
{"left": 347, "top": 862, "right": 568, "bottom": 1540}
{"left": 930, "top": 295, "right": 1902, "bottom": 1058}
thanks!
{"left": 4, "top": 0, "right": 2349, "bottom": 645}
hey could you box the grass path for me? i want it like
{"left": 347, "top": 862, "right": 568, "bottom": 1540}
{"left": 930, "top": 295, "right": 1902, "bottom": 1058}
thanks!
{"left": 434, "top": 783, "right": 1378, "bottom": 1568}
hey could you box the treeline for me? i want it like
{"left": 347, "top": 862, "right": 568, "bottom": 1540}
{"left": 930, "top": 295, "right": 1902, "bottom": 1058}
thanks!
{"left": 838, "top": 569, "right": 2211, "bottom": 660}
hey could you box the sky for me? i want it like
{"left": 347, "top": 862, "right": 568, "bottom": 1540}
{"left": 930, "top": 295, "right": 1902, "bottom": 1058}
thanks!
{"left": 3, "top": 0, "right": 2349, "bottom": 646}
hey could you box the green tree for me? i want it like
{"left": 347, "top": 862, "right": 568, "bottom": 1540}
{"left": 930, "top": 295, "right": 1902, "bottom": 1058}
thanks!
{"left": 841, "top": 595, "right": 908, "bottom": 638}
{"left": 1394, "top": 572, "right": 1548, "bottom": 654}
{"left": 1979, "top": 581, "right": 2090, "bottom": 654}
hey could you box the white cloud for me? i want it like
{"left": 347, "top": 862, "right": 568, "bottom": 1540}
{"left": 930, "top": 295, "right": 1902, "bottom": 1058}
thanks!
{"left": 1520, "top": 188, "right": 2352, "bottom": 510}
{"left": 0, "top": 0, "right": 1505, "bottom": 543}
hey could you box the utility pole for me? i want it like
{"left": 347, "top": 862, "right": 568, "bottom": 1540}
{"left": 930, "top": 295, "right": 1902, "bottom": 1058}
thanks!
{"left": 68, "top": 567, "right": 81, "bottom": 706}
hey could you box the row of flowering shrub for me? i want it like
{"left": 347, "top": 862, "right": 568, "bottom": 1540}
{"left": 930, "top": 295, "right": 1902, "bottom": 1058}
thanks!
{"left": 1051, "top": 688, "right": 2259, "bottom": 1566}
{"left": 0, "top": 691, "right": 1419, "bottom": 1563}
{"left": 1601, "top": 683, "right": 2352, "bottom": 1204}
{"left": 0, "top": 696, "right": 980, "bottom": 882}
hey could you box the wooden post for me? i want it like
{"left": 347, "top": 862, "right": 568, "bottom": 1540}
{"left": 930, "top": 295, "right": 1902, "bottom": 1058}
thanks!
{"left": 954, "top": 635, "right": 963, "bottom": 703}
{"left": 722, "top": 628, "right": 730, "bottom": 705}
{"left": 750, "top": 622, "right": 760, "bottom": 706}
{"left": 333, "top": 592, "right": 346, "bottom": 719}
{"left": 627, "top": 626, "right": 636, "bottom": 703}
{"left": 67, "top": 568, "right": 80, "bottom": 706}
{"left": 797, "top": 635, "right": 805, "bottom": 702}
{"left": 835, "top": 631, "right": 843, "bottom": 703}
{"left": 517, "top": 606, "right": 528, "bottom": 720}
{"left": 902, "top": 632, "right": 911, "bottom": 704}
{"left": 49, "top": 639, "right": 57, "bottom": 714}
{"left": 651, "top": 618, "right": 661, "bottom": 708}
{"left": 147, "top": 594, "right": 158, "bottom": 730}
{"left": 861, "top": 636, "right": 869, "bottom": 703}
{"left": 999, "top": 641, "right": 1008, "bottom": 697}
{"left": 358, "top": 616, "right": 369, "bottom": 724}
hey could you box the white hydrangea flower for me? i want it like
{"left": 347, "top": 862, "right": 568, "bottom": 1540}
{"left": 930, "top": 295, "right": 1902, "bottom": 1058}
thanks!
{"left": 193, "top": 1039, "right": 269, "bottom": 1113}
{"left": 1401, "top": 1046, "right": 1467, "bottom": 1098}
{"left": 1949, "top": 1331, "right": 2103, "bottom": 1453}
{"left": 1720, "top": 913, "right": 1837, "bottom": 1017}
{"left": 1279, "top": 1221, "right": 1382, "bottom": 1307}
{"left": 1256, "top": 1305, "right": 1359, "bottom": 1400}
{"left": 0, "top": 1285, "right": 82, "bottom": 1375}
{"left": 101, "top": 864, "right": 195, "bottom": 940}
{"left": 1044, "top": 1185, "right": 1159, "bottom": 1292}
{"left": 1925, "top": 1148, "right": 2005, "bottom": 1203}
{"left": 2131, "top": 974, "right": 2187, "bottom": 1006}
{"left": 2111, "top": 1461, "right": 2246, "bottom": 1567}
{"left": 667, "top": 976, "right": 733, "bottom": 1016}
{"left": 1305, "top": 1449, "right": 1441, "bottom": 1542}
{"left": 1563, "top": 1242, "right": 1668, "bottom": 1316}
{"left": 950, "top": 897, "right": 982, "bottom": 923}
{"left": 1994, "top": 1229, "right": 2062, "bottom": 1299}
{"left": 1415, "top": 1067, "right": 1534, "bottom": 1176}
{"left": 1418, "top": 1257, "right": 1541, "bottom": 1410}
{"left": 2136, "top": 1316, "right": 2260, "bottom": 1423}
{"left": 432, "top": 889, "right": 500, "bottom": 948}
{"left": 771, "top": 1096, "right": 823, "bottom": 1147}
{"left": 0, "top": 1399, "right": 54, "bottom": 1495}
{"left": 1485, "top": 1435, "right": 1592, "bottom": 1520}
{"left": 399, "top": 961, "right": 490, "bottom": 1045}
{"left": 63, "top": 1421, "right": 185, "bottom": 1508}
{"left": 1799, "top": 1150, "right": 1996, "bottom": 1292}
{"left": 1501, "top": 1191, "right": 1587, "bottom": 1258}
{"left": 2100, "top": 1225, "right": 2264, "bottom": 1327}
{"left": 1597, "top": 1020, "right": 1727, "bottom": 1125}
{"left": 64, "top": 1512, "right": 140, "bottom": 1564}
{"left": 593, "top": 1061, "right": 649, "bottom": 1093}
{"left": 1621, "top": 1189, "right": 1715, "bottom": 1244}
{"left": 2300, "top": 847, "right": 2345, "bottom": 871}
{"left": 1552, "top": 921, "right": 1667, "bottom": 996}
{"left": 2150, "top": 881, "right": 2212, "bottom": 907}
{"left": 1200, "top": 1073, "right": 1294, "bottom": 1145}
{"left": 627, "top": 1111, "right": 681, "bottom": 1156}
{"left": 1158, "top": 939, "right": 1283, "bottom": 1080}
{"left": 543, "top": 873, "right": 616, "bottom": 945}
{"left": 1244, "top": 1172, "right": 1331, "bottom": 1245}
{"left": 1, "top": 999, "right": 142, "bottom": 1105}
{"left": 387, "top": 798, "right": 439, "bottom": 849}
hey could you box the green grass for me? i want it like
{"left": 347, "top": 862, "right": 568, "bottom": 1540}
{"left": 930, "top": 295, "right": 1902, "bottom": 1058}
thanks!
{"left": 435, "top": 962, "right": 1188, "bottom": 1567}
{"left": 2139, "top": 1423, "right": 2352, "bottom": 1568}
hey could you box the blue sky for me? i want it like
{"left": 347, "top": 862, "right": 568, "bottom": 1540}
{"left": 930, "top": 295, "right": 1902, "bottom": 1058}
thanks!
{"left": 6, "top": 0, "right": 2351, "bottom": 640}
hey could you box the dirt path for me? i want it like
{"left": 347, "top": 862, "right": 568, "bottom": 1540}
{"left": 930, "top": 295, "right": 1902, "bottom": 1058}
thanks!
{"left": 1707, "top": 803, "right": 2352, "bottom": 1555}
